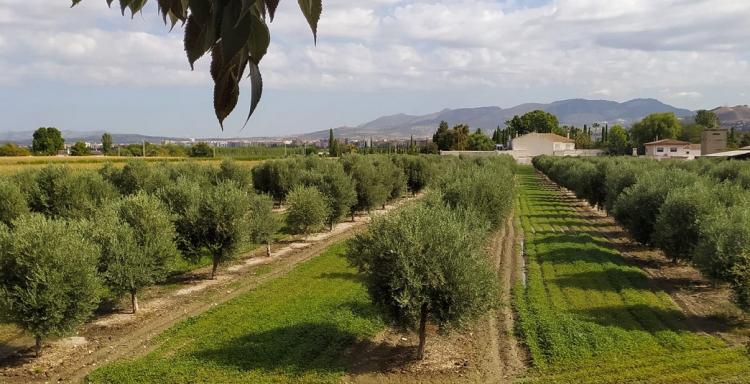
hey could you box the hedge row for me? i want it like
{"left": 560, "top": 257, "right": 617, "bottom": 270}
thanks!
{"left": 533, "top": 155, "right": 750, "bottom": 309}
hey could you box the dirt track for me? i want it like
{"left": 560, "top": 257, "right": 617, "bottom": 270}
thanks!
{"left": 0, "top": 197, "right": 417, "bottom": 384}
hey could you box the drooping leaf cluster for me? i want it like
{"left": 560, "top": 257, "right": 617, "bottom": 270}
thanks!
{"left": 71, "top": 0, "right": 322, "bottom": 127}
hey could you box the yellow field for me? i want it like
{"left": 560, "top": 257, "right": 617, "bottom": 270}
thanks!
{"left": 0, "top": 156, "right": 260, "bottom": 175}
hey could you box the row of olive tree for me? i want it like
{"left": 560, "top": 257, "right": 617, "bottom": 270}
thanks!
{"left": 0, "top": 160, "right": 275, "bottom": 356}
{"left": 533, "top": 155, "right": 750, "bottom": 308}
{"left": 347, "top": 156, "right": 516, "bottom": 359}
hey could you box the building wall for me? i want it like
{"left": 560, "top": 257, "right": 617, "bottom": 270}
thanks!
{"left": 645, "top": 144, "right": 701, "bottom": 159}
{"left": 701, "top": 129, "right": 728, "bottom": 155}
{"left": 512, "top": 135, "right": 555, "bottom": 157}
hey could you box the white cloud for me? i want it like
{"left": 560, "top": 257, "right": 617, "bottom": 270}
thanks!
{"left": 0, "top": 0, "right": 749, "bottom": 108}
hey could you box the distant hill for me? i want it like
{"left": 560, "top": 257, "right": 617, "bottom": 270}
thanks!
{"left": 297, "top": 98, "right": 694, "bottom": 140}
{"left": 0, "top": 130, "right": 187, "bottom": 145}
{"left": 713, "top": 105, "right": 750, "bottom": 131}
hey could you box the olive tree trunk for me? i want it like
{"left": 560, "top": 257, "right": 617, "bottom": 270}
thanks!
{"left": 211, "top": 255, "right": 220, "bottom": 280}
{"left": 266, "top": 241, "right": 272, "bottom": 257}
{"left": 417, "top": 303, "right": 428, "bottom": 360}
{"left": 131, "top": 290, "right": 139, "bottom": 314}
{"left": 34, "top": 335, "right": 42, "bottom": 357}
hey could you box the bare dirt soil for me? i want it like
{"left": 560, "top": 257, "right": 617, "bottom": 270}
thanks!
{"left": 343, "top": 214, "right": 527, "bottom": 384}
{"left": 0, "top": 197, "right": 416, "bottom": 384}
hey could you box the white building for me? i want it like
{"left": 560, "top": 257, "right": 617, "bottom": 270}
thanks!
{"left": 644, "top": 139, "right": 701, "bottom": 160}
{"left": 511, "top": 132, "right": 576, "bottom": 157}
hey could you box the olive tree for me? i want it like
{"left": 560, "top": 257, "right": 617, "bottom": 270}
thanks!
{"left": 285, "top": 185, "right": 330, "bottom": 235}
{"left": 196, "top": 181, "right": 252, "bottom": 279}
{"left": 652, "top": 182, "right": 732, "bottom": 263}
{"left": 613, "top": 169, "right": 698, "bottom": 244}
{"left": 29, "top": 166, "right": 119, "bottom": 219}
{"left": 0, "top": 215, "right": 102, "bottom": 356}
{"left": 93, "top": 195, "right": 178, "bottom": 313}
{"left": 347, "top": 202, "right": 498, "bottom": 359}
{"left": 0, "top": 179, "right": 29, "bottom": 226}
{"left": 249, "top": 193, "right": 280, "bottom": 256}
{"left": 346, "top": 157, "right": 390, "bottom": 215}
{"left": 300, "top": 162, "right": 357, "bottom": 229}
{"left": 694, "top": 203, "right": 750, "bottom": 309}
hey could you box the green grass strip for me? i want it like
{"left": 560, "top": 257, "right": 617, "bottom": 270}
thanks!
{"left": 87, "top": 242, "right": 385, "bottom": 384}
{"left": 515, "top": 166, "right": 750, "bottom": 383}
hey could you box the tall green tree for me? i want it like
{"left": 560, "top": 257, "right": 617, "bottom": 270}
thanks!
{"left": 629, "top": 112, "right": 682, "bottom": 152}
{"left": 0, "top": 215, "right": 102, "bottom": 357}
{"left": 102, "top": 133, "right": 113, "bottom": 154}
{"left": 73, "top": 0, "right": 322, "bottom": 128}
{"left": 70, "top": 141, "right": 91, "bottom": 156}
{"left": 506, "top": 110, "right": 559, "bottom": 135}
{"left": 606, "top": 125, "right": 630, "bottom": 155}
{"left": 31, "top": 127, "right": 64, "bottom": 155}
{"left": 467, "top": 128, "right": 495, "bottom": 151}
{"left": 695, "top": 110, "right": 719, "bottom": 128}
{"left": 432, "top": 121, "right": 452, "bottom": 150}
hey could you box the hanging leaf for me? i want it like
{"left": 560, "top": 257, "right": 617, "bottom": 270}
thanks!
{"left": 244, "top": 59, "right": 263, "bottom": 127}
{"left": 221, "top": 0, "right": 253, "bottom": 62}
{"left": 119, "top": 0, "right": 133, "bottom": 16}
{"left": 128, "top": 0, "right": 148, "bottom": 17}
{"left": 298, "top": 0, "right": 322, "bottom": 43}
{"left": 247, "top": 13, "right": 270, "bottom": 63}
{"left": 265, "top": 0, "right": 280, "bottom": 21}
{"left": 184, "top": 15, "right": 204, "bottom": 68}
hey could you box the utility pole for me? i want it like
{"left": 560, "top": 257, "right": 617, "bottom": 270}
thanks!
{"left": 142, "top": 140, "right": 146, "bottom": 158}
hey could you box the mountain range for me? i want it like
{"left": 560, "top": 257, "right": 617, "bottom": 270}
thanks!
{"left": 712, "top": 105, "right": 750, "bottom": 131}
{"left": 297, "top": 98, "right": 696, "bottom": 140}
{"left": 4, "top": 99, "right": 747, "bottom": 144}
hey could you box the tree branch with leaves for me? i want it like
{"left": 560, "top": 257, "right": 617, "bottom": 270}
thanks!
{"left": 71, "top": 0, "right": 322, "bottom": 128}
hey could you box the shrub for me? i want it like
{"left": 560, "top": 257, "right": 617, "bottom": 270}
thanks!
{"left": 438, "top": 160, "right": 515, "bottom": 229}
{"left": 652, "top": 183, "right": 719, "bottom": 263}
{"left": 218, "top": 159, "right": 252, "bottom": 191}
{"left": 29, "top": 166, "right": 118, "bottom": 219}
{"left": 613, "top": 169, "right": 698, "bottom": 245}
{"left": 0, "top": 179, "right": 29, "bottom": 226}
{"left": 0, "top": 214, "right": 102, "bottom": 356}
{"left": 300, "top": 161, "right": 357, "bottom": 228}
{"left": 344, "top": 156, "right": 391, "bottom": 213}
{"left": 347, "top": 202, "right": 498, "bottom": 359}
{"left": 285, "top": 185, "right": 330, "bottom": 235}
{"left": 251, "top": 159, "right": 302, "bottom": 202}
{"left": 694, "top": 204, "right": 750, "bottom": 308}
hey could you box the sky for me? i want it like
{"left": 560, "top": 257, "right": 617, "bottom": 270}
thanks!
{"left": 0, "top": 0, "right": 749, "bottom": 138}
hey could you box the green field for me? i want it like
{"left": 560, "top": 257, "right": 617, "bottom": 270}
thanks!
{"left": 86, "top": 242, "right": 385, "bottom": 384}
{"left": 514, "top": 166, "right": 750, "bottom": 383}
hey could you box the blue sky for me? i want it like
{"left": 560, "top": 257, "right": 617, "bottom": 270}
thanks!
{"left": 0, "top": 0, "right": 749, "bottom": 138}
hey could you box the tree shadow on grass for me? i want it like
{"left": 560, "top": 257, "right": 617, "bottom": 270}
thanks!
{"left": 191, "top": 322, "right": 359, "bottom": 377}
{"left": 571, "top": 304, "right": 737, "bottom": 334}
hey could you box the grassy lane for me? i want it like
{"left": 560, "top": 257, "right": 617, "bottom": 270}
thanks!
{"left": 514, "top": 166, "right": 750, "bottom": 383}
{"left": 86, "top": 242, "right": 385, "bottom": 384}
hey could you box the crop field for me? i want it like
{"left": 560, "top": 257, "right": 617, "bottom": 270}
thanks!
{"left": 514, "top": 166, "right": 750, "bottom": 383}
{"left": 86, "top": 242, "right": 385, "bottom": 384}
